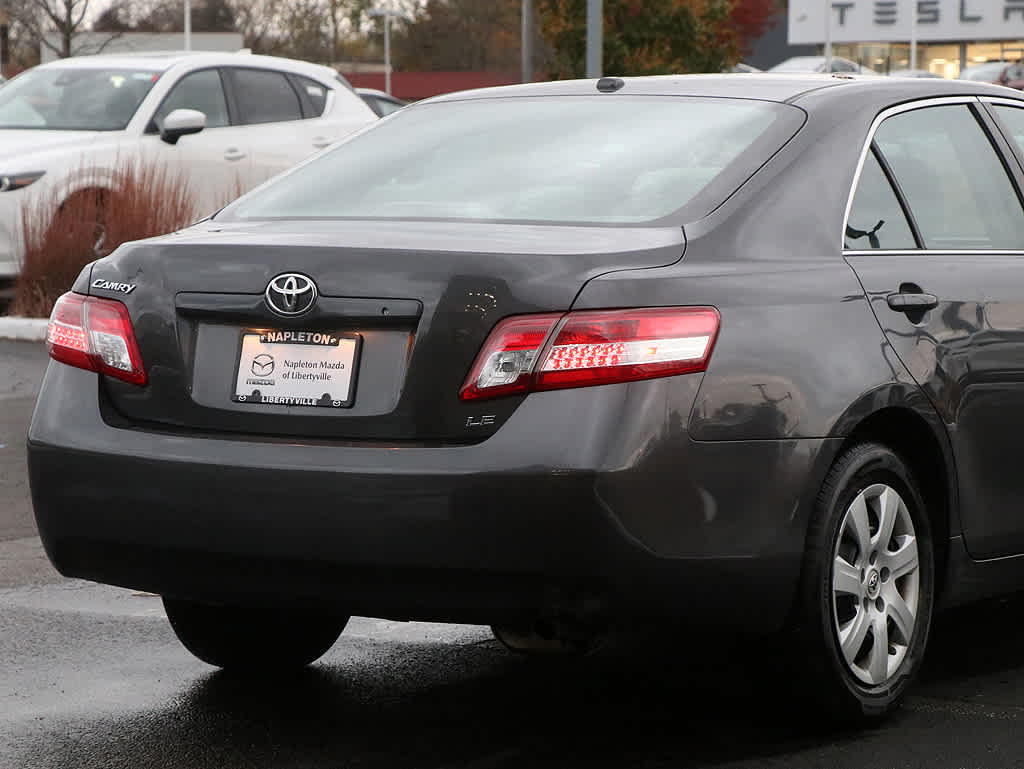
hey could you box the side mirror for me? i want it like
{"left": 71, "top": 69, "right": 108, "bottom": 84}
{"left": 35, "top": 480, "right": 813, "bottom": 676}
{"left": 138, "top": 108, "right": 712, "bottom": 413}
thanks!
{"left": 160, "top": 109, "right": 206, "bottom": 145}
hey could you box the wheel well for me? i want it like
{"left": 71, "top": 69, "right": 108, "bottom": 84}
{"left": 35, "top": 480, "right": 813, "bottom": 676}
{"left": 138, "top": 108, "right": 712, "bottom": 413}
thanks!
{"left": 59, "top": 187, "right": 111, "bottom": 210}
{"left": 839, "top": 407, "right": 953, "bottom": 598}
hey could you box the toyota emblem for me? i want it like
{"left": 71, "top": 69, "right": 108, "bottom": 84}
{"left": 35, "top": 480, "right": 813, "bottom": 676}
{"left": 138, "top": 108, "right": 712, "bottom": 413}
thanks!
{"left": 265, "top": 273, "right": 318, "bottom": 316}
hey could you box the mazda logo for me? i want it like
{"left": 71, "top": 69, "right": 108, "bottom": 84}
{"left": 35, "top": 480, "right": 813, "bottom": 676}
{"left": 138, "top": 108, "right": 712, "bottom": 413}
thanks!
{"left": 265, "top": 273, "right": 317, "bottom": 316}
{"left": 251, "top": 354, "right": 275, "bottom": 377}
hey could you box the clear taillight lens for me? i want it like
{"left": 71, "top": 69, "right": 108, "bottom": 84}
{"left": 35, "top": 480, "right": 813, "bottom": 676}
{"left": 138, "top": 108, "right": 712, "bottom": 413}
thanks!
{"left": 459, "top": 307, "right": 719, "bottom": 401}
{"left": 459, "top": 313, "right": 563, "bottom": 401}
{"left": 46, "top": 292, "right": 147, "bottom": 386}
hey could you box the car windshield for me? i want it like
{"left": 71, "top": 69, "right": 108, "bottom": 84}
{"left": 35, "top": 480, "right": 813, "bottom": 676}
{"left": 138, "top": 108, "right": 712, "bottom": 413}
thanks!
{"left": 225, "top": 96, "right": 799, "bottom": 225}
{"left": 0, "top": 67, "right": 160, "bottom": 130}
{"left": 960, "top": 62, "right": 1008, "bottom": 81}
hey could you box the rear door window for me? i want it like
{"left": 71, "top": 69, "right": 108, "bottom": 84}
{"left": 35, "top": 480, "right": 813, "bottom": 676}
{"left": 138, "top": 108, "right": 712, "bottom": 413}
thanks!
{"left": 228, "top": 68, "right": 303, "bottom": 125}
{"left": 292, "top": 76, "right": 329, "bottom": 117}
{"left": 873, "top": 105, "right": 1024, "bottom": 249}
{"left": 846, "top": 150, "right": 917, "bottom": 249}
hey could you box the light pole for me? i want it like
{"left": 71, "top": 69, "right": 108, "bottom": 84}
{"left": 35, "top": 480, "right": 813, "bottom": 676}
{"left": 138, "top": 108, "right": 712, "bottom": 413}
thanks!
{"left": 184, "top": 0, "right": 192, "bottom": 51}
{"left": 586, "top": 0, "right": 602, "bottom": 78}
{"left": 369, "top": 8, "right": 405, "bottom": 96}
{"left": 0, "top": 7, "right": 8, "bottom": 80}
{"left": 824, "top": 0, "right": 832, "bottom": 71}
{"left": 521, "top": 0, "right": 533, "bottom": 83}
{"left": 909, "top": 0, "right": 918, "bottom": 70}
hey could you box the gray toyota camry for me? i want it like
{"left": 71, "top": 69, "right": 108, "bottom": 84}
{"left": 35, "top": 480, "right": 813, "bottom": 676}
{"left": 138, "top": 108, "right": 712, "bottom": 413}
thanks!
{"left": 28, "top": 74, "right": 1024, "bottom": 721}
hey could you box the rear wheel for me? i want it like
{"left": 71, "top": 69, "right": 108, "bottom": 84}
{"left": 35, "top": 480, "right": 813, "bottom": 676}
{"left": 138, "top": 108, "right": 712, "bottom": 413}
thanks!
{"left": 795, "top": 442, "right": 935, "bottom": 721}
{"left": 163, "top": 598, "right": 348, "bottom": 670}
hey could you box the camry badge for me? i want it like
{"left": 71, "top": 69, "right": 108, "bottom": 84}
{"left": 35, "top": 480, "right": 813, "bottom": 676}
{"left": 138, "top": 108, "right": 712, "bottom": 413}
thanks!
{"left": 91, "top": 278, "right": 136, "bottom": 294}
{"left": 265, "top": 273, "right": 317, "bottom": 316}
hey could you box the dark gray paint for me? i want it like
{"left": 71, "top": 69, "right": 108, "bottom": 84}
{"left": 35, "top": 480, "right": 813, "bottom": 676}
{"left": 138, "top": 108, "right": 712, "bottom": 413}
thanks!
{"left": 28, "top": 75, "right": 1024, "bottom": 630}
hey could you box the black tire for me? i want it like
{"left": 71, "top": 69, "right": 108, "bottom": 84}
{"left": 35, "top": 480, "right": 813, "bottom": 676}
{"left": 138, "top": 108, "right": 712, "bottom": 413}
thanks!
{"left": 163, "top": 598, "right": 348, "bottom": 670}
{"left": 794, "top": 442, "right": 935, "bottom": 722}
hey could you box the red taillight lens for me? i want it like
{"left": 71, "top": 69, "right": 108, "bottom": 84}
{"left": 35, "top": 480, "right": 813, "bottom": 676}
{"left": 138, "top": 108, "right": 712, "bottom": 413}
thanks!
{"left": 46, "top": 292, "right": 148, "bottom": 386}
{"left": 46, "top": 293, "right": 92, "bottom": 372}
{"left": 535, "top": 307, "right": 720, "bottom": 391}
{"left": 459, "top": 307, "right": 719, "bottom": 401}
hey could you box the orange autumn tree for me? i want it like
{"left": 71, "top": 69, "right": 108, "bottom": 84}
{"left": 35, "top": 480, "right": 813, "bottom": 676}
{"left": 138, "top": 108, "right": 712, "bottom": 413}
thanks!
{"left": 540, "top": 0, "right": 778, "bottom": 78}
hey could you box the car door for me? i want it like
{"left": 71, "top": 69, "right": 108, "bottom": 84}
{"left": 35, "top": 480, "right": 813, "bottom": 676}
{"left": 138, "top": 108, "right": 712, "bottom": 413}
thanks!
{"left": 141, "top": 67, "right": 254, "bottom": 217}
{"left": 287, "top": 74, "right": 360, "bottom": 147}
{"left": 845, "top": 99, "right": 1024, "bottom": 559}
{"left": 221, "top": 67, "right": 314, "bottom": 186}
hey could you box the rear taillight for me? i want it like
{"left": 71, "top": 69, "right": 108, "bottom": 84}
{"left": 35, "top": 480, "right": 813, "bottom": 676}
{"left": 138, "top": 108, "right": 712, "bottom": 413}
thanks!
{"left": 460, "top": 307, "right": 719, "bottom": 401}
{"left": 46, "top": 292, "right": 147, "bottom": 386}
{"left": 459, "top": 313, "right": 563, "bottom": 401}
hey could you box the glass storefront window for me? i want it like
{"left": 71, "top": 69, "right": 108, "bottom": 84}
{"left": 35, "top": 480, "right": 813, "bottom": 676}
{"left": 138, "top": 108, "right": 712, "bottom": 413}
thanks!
{"left": 922, "top": 45, "right": 962, "bottom": 78}
{"left": 820, "top": 41, "right": 1024, "bottom": 79}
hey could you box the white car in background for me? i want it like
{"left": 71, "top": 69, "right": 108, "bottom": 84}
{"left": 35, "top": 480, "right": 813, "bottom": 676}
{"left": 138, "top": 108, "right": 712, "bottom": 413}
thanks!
{"left": 355, "top": 87, "right": 407, "bottom": 116}
{"left": 769, "top": 55, "right": 878, "bottom": 75}
{"left": 0, "top": 51, "right": 377, "bottom": 280}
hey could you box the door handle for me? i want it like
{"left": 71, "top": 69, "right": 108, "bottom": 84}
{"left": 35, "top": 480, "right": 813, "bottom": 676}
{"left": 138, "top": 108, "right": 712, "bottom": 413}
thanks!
{"left": 886, "top": 283, "right": 938, "bottom": 323}
{"left": 312, "top": 136, "right": 331, "bottom": 149}
{"left": 223, "top": 148, "right": 246, "bottom": 162}
{"left": 886, "top": 293, "right": 938, "bottom": 312}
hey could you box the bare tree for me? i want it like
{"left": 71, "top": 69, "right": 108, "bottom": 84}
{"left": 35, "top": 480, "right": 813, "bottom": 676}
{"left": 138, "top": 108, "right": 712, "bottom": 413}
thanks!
{"left": 228, "top": 0, "right": 279, "bottom": 54}
{"left": 8, "top": 0, "right": 123, "bottom": 59}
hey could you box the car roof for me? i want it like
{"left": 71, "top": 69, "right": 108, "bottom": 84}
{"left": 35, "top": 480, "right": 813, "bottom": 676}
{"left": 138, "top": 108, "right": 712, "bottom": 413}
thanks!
{"left": 423, "top": 73, "right": 1024, "bottom": 106}
{"left": 37, "top": 51, "right": 339, "bottom": 82}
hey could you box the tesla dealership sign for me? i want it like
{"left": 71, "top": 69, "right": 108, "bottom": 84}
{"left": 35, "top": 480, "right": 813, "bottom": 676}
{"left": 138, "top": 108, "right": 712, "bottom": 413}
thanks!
{"left": 789, "top": 1, "right": 1024, "bottom": 44}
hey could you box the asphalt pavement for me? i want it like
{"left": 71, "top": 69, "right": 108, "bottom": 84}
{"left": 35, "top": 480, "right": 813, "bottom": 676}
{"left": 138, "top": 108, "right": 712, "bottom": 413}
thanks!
{"left": 6, "top": 338, "right": 1024, "bottom": 769}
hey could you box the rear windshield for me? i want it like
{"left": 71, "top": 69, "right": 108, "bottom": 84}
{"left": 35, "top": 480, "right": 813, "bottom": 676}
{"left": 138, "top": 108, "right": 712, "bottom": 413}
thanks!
{"left": 0, "top": 67, "right": 160, "bottom": 131}
{"left": 224, "top": 96, "right": 803, "bottom": 225}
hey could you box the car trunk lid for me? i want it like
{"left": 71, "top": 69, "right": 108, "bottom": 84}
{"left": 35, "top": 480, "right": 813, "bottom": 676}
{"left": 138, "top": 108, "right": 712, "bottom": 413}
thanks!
{"left": 91, "top": 219, "right": 686, "bottom": 441}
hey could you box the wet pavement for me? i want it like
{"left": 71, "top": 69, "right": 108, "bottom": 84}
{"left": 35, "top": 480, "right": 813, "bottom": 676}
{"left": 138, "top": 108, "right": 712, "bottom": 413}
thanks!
{"left": 5, "top": 339, "right": 1024, "bottom": 769}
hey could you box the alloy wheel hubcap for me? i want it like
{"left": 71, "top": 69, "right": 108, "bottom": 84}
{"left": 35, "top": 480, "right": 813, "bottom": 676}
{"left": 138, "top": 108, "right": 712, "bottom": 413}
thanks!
{"left": 831, "top": 483, "right": 920, "bottom": 686}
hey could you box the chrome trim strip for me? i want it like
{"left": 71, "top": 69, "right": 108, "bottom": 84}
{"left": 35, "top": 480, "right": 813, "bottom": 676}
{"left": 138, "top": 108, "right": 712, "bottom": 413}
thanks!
{"left": 980, "top": 96, "right": 1024, "bottom": 108}
{"left": 844, "top": 249, "right": 1024, "bottom": 256}
{"left": 841, "top": 96, "right": 981, "bottom": 252}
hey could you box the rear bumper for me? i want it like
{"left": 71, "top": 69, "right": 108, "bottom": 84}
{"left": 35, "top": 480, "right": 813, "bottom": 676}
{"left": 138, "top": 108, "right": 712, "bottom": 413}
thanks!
{"left": 29, "top": 363, "right": 840, "bottom": 629}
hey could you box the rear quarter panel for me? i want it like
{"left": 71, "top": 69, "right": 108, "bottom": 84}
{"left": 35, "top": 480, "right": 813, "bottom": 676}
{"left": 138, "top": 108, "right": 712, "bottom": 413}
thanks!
{"left": 576, "top": 91, "right": 913, "bottom": 443}
{"left": 571, "top": 88, "right": 955, "bottom": 562}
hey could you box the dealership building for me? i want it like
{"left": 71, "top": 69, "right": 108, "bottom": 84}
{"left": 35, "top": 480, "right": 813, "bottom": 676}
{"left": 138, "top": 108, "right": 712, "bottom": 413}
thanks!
{"left": 786, "top": 0, "right": 1024, "bottom": 76}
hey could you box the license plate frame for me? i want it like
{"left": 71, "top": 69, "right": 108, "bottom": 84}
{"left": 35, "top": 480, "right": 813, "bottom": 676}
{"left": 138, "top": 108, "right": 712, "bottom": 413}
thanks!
{"left": 231, "top": 330, "right": 362, "bottom": 409}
